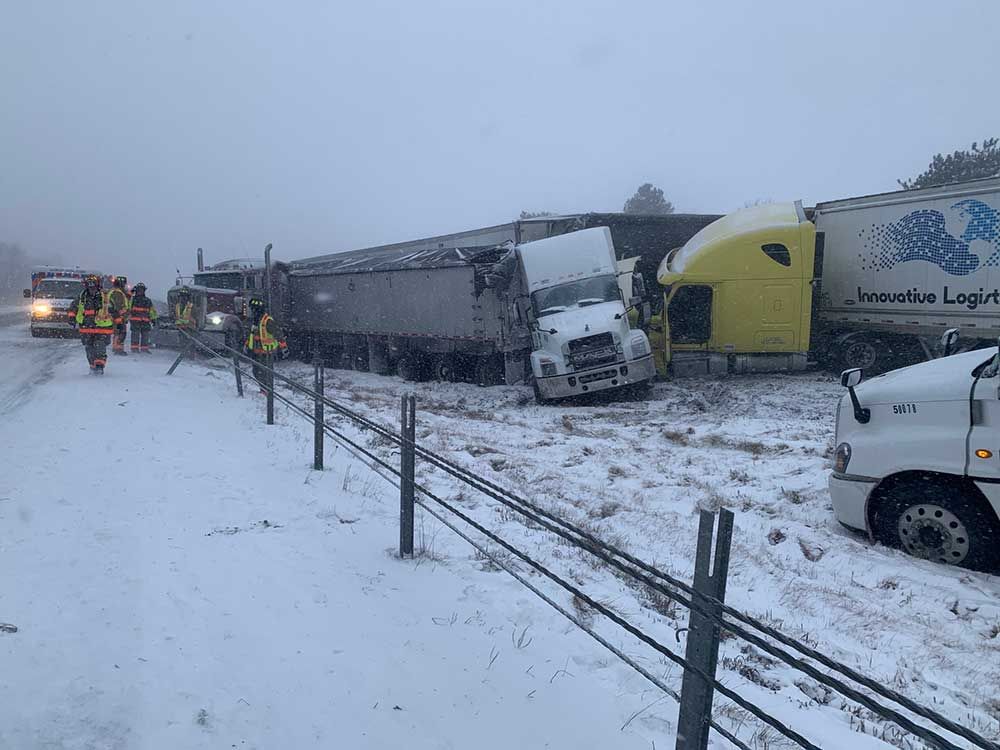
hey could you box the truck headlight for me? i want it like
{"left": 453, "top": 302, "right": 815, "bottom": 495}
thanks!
{"left": 834, "top": 443, "right": 852, "bottom": 473}
{"left": 630, "top": 332, "right": 649, "bottom": 358}
{"left": 539, "top": 358, "right": 557, "bottom": 377}
{"left": 32, "top": 302, "right": 51, "bottom": 315}
{"left": 206, "top": 313, "right": 224, "bottom": 327}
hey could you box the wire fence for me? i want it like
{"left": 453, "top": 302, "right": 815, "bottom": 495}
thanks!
{"left": 170, "top": 329, "right": 1000, "bottom": 750}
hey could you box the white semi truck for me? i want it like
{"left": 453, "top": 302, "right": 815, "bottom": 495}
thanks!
{"left": 830, "top": 337, "right": 1000, "bottom": 572}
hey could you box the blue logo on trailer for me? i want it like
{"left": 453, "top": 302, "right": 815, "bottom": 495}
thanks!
{"left": 861, "top": 199, "right": 1000, "bottom": 276}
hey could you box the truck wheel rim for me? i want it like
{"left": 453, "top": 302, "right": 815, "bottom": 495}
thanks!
{"left": 897, "top": 503, "right": 970, "bottom": 564}
{"left": 845, "top": 341, "right": 877, "bottom": 369}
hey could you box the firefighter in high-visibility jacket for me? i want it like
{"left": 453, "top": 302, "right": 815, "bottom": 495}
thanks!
{"left": 128, "top": 282, "right": 158, "bottom": 353}
{"left": 108, "top": 275, "right": 131, "bottom": 355}
{"left": 245, "top": 297, "right": 287, "bottom": 391}
{"left": 174, "top": 289, "right": 195, "bottom": 330}
{"left": 72, "top": 274, "right": 122, "bottom": 374}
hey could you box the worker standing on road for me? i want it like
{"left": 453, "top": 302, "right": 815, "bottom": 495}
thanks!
{"left": 72, "top": 274, "right": 121, "bottom": 374}
{"left": 108, "top": 276, "right": 131, "bottom": 356}
{"left": 128, "top": 282, "right": 158, "bottom": 353}
{"left": 245, "top": 297, "right": 286, "bottom": 392}
{"left": 173, "top": 288, "right": 197, "bottom": 357}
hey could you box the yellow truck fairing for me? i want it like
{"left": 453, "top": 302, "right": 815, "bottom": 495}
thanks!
{"left": 655, "top": 201, "right": 815, "bottom": 375}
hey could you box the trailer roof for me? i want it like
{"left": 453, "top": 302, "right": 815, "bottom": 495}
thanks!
{"left": 290, "top": 212, "right": 721, "bottom": 275}
{"left": 290, "top": 243, "right": 511, "bottom": 275}
{"left": 816, "top": 175, "right": 1000, "bottom": 212}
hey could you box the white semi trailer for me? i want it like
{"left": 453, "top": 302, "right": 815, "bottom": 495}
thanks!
{"left": 815, "top": 176, "right": 1000, "bottom": 372}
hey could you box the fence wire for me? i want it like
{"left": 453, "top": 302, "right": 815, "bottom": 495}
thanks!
{"left": 175, "top": 330, "right": 1000, "bottom": 750}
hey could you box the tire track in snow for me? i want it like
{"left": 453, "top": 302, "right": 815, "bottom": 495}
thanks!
{"left": 0, "top": 324, "right": 75, "bottom": 415}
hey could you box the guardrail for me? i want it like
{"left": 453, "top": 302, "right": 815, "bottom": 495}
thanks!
{"left": 168, "top": 329, "right": 1000, "bottom": 750}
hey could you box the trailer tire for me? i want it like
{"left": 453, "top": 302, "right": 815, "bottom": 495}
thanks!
{"left": 474, "top": 356, "right": 502, "bottom": 387}
{"left": 396, "top": 355, "right": 420, "bottom": 382}
{"left": 431, "top": 355, "right": 458, "bottom": 383}
{"left": 870, "top": 474, "right": 1000, "bottom": 573}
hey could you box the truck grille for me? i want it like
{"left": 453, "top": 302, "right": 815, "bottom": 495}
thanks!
{"left": 568, "top": 332, "right": 618, "bottom": 368}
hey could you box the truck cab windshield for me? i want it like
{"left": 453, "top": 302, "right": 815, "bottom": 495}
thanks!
{"left": 35, "top": 280, "right": 83, "bottom": 299}
{"left": 531, "top": 275, "right": 620, "bottom": 317}
{"left": 194, "top": 272, "right": 243, "bottom": 291}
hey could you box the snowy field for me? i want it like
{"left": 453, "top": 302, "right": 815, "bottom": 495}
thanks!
{"left": 282, "top": 363, "right": 1000, "bottom": 748}
{"left": 1, "top": 315, "right": 998, "bottom": 749}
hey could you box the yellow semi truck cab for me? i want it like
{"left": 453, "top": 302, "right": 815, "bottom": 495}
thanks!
{"left": 654, "top": 201, "right": 816, "bottom": 377}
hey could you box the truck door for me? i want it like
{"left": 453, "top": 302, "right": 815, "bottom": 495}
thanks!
{"left": 967, "top": 361, "right": 1000, "bottom": 481}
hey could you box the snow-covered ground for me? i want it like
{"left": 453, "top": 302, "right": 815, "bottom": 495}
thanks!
{"left": 278, "top": 362, "right": 1000, "bottom": 748}
{"left": 2, "top": 313, "right": 999, "bottom": 749}
{"left": 0, "top": 321, "right": 694, "bottom": 749}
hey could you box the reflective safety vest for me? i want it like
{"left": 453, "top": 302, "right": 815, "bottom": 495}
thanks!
{"left": 76, "top": 291, "right": 114, "bottom": 334}
{"left": 108, "top": 288, "right": 131, "bottom": 323}
{"left": 247, "top": 313, "right": 285, "bottom": 354}
{"left": 129, "top": 299, "right": 158, "bottom": 323}
{"left": 175, "top": 302, "right": 194, "bottom": 328}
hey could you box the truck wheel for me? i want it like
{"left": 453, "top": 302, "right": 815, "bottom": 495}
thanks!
{"left": 396, "top": 355, "right": 420, "bottom": 381}
{"left": 871, "top": 476, "right": 1000, "bottom": 572}
{"left": 474, "top": 356, "right": 502, "bottom": 387}
{"left": 839, "top": 335, "right": 881, "bottom": 372}
{"left": 432, "top": 356, "right": 457, "bottom": 382}
{"left": 532, "top": 379, "right": 548, "bottom": 404}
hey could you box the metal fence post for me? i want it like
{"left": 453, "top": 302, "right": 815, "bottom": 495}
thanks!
{"left": 399, "top": 394, "right": 416, "bottom": 557}
{"left": 675, "top": 508, "right": 734, "bottom": 750}
{"left": 233, "top": 354, "right": 244, "bottom": 397}
{"left": 313, "top": 354, "right": 324, "bottom": 471}
{"left": 265, "top": 354, "right": 275, "bottom": 425}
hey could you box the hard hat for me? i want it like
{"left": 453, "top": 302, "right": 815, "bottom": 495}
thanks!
{"left": 248, "top": 297, "right": 266, "bottom": 309}
{"left": 84, "top": 274, "right": 100, "bottom": 287}
{"left": 114, "top": 276, "right": 127, "bottom": 287}
{"left": 134, "top": 282, "right": 147, "bottom": 293}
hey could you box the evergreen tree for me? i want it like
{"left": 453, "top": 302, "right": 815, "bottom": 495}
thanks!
{"left": 623, "top": 183, "right": 674, "bottom": 215}
{"left": 899, "top": 138, "right": 1000, "bottom": 190}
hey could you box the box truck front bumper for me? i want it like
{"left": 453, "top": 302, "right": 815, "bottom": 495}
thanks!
{"left": 829, "top": 472, "right": 877, "bottom": 533}
{"left": 536, "top": 355, "right": 655, "bottom": 399}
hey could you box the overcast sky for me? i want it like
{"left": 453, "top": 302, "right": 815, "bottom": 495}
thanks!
{"left": 2, "top": 0, "right": 998, "bottom": 294}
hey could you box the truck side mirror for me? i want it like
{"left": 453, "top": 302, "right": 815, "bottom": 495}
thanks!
{"left": 941, "top": 328, "right": 960, "bottom": 356}
{"left": 840, "top": 368, "right": 870, "bottom": 424}
{"left": 22, "top": 289, "right": 31, "bottom": 298}
{"left": 841, "top": 368, "right": 862, "bottom": 388}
